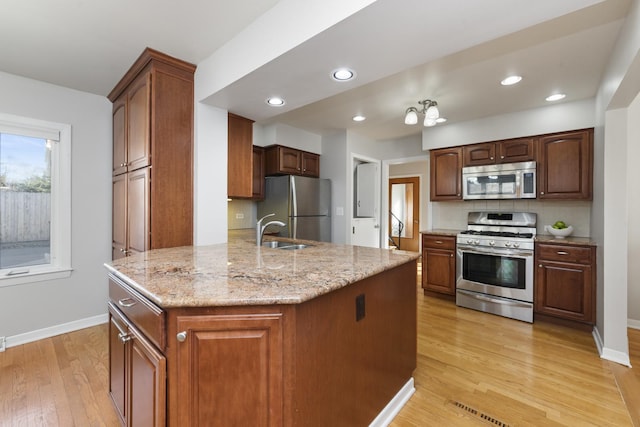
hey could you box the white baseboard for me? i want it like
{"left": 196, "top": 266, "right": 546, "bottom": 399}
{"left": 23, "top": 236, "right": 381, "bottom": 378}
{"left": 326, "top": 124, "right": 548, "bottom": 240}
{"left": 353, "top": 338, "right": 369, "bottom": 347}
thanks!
{"left": 5, "top": 313, "right": 108, "bottom": 349}
{"left": 628, "top": 319, "right": 640, "bottom": 330}
{"left": 369, "top": 377, "right": 415, "bottom": 427}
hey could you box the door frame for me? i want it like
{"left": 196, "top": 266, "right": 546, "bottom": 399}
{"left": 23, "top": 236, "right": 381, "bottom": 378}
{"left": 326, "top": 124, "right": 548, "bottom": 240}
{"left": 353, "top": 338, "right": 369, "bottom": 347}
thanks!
{"left": 389, "top": 176, "right": 420, "bottom": 251}
{"left": 382, "top": 155, "right": 431, "bottom": 250}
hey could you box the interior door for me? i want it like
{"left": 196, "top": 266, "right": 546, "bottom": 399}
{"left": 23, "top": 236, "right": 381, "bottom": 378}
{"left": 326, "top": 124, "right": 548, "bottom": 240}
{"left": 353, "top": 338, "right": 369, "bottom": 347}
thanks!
{"left": 389, "top": 177, "right": 420, "bottom": 252}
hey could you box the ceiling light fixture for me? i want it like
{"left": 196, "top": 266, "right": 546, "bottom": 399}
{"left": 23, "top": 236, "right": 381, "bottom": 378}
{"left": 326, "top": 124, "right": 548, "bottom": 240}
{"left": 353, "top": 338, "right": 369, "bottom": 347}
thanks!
{"left": 266, "top": 97, "right": 285, "bottom": 106}
{"left": 545, "top": 93, "right": 566, "bottom": 102}
{"left": 404, "top": 99, "right": 440, "bottom": 126}
{"left": 352, "top": 115, "right": 366, "bottom": 122}
{"left": 332, "top": 68, "right": 355, "bottom": 81}
{"left": 501, "top": 75, "right": 522, "bottom": 86}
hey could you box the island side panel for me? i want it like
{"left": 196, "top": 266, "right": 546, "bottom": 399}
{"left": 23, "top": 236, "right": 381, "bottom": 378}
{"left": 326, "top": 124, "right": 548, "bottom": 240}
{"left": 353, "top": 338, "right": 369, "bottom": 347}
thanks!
{"left": 292, "top": 260, "right": 417, "bottom": 426}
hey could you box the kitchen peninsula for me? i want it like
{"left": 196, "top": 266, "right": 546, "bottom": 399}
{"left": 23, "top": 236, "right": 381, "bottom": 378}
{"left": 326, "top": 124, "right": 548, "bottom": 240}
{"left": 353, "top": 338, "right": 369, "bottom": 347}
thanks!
{"left": 105, "top": 235, "right": 419, "bottom": 426}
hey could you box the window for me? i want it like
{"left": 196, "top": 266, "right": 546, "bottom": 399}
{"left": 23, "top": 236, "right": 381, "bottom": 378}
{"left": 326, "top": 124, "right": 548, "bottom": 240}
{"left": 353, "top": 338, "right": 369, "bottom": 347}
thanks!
{"left": 0, "top": 113, "right": 71, "bottom": 287}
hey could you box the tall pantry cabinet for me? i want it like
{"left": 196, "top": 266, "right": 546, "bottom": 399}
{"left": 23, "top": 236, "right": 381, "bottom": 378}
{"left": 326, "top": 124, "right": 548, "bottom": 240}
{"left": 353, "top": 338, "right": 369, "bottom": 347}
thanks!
{"left": 109, "top": 48, "right": 196, "bottom": 260}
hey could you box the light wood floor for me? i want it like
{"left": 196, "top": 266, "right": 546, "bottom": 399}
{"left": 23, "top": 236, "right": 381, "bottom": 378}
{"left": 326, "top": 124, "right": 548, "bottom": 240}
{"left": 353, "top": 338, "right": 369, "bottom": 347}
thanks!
{"left": 1, "top": 286, "right": 638, "bottom": 426}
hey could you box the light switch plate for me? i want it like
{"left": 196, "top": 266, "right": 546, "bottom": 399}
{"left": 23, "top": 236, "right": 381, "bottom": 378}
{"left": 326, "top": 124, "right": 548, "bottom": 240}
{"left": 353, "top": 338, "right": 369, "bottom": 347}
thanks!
{"left": 235, "top": 213, "right": 244, "bottom": 219}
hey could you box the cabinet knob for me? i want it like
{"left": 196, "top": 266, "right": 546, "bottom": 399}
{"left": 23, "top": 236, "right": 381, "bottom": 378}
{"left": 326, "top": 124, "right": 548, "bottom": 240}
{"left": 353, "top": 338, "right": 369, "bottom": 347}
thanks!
{"left": 540, "top": 191, "right": 545, "bottom": 195}
{"left": 177, "top": 331, "right": 188, "bottom": 342}
{"left": 501, "top": 155, "right": 505, "bottom": 159}
{"left": 118, "top": 332, "right": 131, "bottom": 344}
{"left": 450, "top": 254, "right": 453, "bottom": 257}
{"left": 490, "top": 157, "right": 494, "bottom": 160}
{"left": 457, "top": 193, "right": 461, "bottom": 196}
{"left": 538, "top": 264, "right": 542, "bottom": 268}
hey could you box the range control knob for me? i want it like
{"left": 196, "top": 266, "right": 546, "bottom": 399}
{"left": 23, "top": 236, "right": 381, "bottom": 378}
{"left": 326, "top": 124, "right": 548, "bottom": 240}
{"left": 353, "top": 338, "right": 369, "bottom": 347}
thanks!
{"left": 513, "top": 242, "right": 520, "bottom": 248}
{"left": 504, "top": 241, "right": 512, "bottom": 247}
{"left": 489, "top": 240, "right": 496, "bottom": 246}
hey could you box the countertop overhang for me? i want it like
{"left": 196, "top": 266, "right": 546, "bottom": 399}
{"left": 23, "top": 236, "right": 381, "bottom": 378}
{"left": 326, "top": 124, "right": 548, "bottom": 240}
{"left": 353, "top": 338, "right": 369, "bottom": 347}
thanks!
{"left": 105, "top": 237, "right": 419, "bottom": 308}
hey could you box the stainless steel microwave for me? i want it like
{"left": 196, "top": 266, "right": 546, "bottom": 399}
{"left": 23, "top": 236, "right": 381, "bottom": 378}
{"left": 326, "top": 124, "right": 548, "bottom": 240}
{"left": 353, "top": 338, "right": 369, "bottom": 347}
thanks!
{"left": 462, "top": 161, "right": 536, "bottom": 200}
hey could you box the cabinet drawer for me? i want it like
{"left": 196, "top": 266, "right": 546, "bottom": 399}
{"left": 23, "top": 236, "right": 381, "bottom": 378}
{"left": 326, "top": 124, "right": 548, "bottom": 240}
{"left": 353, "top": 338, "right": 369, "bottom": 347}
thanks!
{"left": 536, "top": 244, "right": 593, "bottom": 264}
{"left": 422, "top": 235, "right": 456, "bottom": 250}
{"left": 109, "top": 275, "right": 165, "bottom": 350}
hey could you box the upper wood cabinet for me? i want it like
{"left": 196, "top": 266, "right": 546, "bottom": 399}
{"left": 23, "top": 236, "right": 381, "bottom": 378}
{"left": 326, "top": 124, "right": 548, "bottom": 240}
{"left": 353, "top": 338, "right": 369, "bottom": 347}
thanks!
{"left": 430, "top": 147, "right": 462, "bottom": 201}
{"left": 108, "top": 48, "right": 195, "bottom": 257}
{"left": 537, "top": 129, "right": 593, "bottom": 200}
{"left": 227, "top": 113, "right": 255, "bottom": 198}
{"left": 264, "top": 145, "right": 320, "bottom": 177}
{"left": 463, "top": 137, "right": 535, "bottom": 167}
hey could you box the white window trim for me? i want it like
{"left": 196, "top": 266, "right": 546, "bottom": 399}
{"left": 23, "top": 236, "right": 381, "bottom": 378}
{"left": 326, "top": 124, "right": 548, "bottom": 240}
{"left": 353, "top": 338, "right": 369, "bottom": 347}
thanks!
{"left": 0, "top": 113, "right": 72, "bottom": 287}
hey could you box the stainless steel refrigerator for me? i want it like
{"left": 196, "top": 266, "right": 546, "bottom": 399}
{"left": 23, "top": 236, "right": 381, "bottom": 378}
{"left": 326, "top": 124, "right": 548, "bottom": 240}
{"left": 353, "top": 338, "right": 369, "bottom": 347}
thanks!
{"left": 257, "top": 175, "right": 331, "bottom": 242}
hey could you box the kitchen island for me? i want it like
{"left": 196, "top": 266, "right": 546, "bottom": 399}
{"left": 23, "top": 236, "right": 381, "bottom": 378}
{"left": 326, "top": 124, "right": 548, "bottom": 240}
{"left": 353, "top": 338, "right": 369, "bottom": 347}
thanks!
{"left": 105, "top": 235, "right": 419, "bottom": 426}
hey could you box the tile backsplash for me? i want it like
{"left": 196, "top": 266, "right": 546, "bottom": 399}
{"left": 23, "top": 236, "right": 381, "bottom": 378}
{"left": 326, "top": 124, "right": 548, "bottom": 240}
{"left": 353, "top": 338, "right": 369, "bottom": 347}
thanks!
{"left": 227, "top": 199, "right": 257, "bottom": 230}
{"left": 431, "top": 200, "right": 591, "bottom": 237}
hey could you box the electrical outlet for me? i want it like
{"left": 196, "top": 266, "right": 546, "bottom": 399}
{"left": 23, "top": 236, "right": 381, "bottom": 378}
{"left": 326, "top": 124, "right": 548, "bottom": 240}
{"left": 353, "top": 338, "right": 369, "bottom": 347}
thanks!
{"left": 0, "top": 337, "right": 5, "bottom": 352}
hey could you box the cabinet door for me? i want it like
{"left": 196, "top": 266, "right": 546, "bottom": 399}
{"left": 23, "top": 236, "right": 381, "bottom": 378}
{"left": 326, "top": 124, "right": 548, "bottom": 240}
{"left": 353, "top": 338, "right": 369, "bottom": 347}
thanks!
{"left": 463, "top": 142, "right": 495, "bottom": 166}
{"left": 538, "top": 129, "right": 593, "bottom": 199}
{"left": 302, "top": 152, "right": 320, "bottom": 177}
{"left": 535, "top": 261, "right": 593, "bottom": 323}
{"left": 113, "top": 98, "right": 127, "bottom": 176}
{"left": 430, "top": 147, "right": 462, "bottom": 201}
{"left": 113, "top": 174, "right": 128, "bottom": 260}
{"left": 278, "top": 146, "right": 301, "bottom": 174}
{"left": 498, "top": 137, "right": 535, "bottom": 163}
{"left": 127, "top": 168, "right": 150, "bottom": 255}
{"left": 228, "top": 113, "right": 254, "bottom": 198}
{"left": 252, "top": 146, "right": 265, "bottom": 199}
{"left": 109, "top": 307, "right": 129, "bottom": 425}
{"left": 127, "top": 74, "right": 151, "bottom": 172}
{"left": 422, "top": 248, "right": 455, "bottom": 295}
{"left": 129, "top": 327, "right": 166, "bottom": 427}
{"left": 174, "top": 313, "right": 283, "bottom": 427}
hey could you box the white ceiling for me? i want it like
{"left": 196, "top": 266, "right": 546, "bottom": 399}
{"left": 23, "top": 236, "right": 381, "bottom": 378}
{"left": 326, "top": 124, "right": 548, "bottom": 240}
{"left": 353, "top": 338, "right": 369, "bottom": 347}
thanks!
{"left": 0, "top": 0, "right": 631, "bottom": 141}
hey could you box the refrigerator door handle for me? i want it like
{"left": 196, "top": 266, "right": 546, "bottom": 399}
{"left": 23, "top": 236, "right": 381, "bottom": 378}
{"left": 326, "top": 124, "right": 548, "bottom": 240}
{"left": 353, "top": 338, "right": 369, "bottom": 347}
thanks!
{"left": 291, "top": 176, "right": 298, "bottom": 217}
{"left": 292, "top": 217, "right": 297, "bottom": 239}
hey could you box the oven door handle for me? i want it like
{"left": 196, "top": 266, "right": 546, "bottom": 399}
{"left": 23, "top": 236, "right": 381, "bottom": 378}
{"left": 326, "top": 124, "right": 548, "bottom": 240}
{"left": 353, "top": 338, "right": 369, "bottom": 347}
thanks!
{"left": 457, "top": 289, "right": 532, "bottom": 308}
{"left": 457, "top": 245, "right": 533, "bottom": 258}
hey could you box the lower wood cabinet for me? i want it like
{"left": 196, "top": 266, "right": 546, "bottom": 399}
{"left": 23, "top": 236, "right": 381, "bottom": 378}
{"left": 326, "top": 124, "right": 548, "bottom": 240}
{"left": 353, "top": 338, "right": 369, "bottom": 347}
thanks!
{"left": 108, "top": 303, "right": 166, "bottom": 427}
{"left": 172, "top": 312, "right": 284, "bottom": 426}
{"left": 534, "top": 241, "right": 596, "bottom": 325}
{"left": 421, "top": 233, "right": 456, "bottom": 295}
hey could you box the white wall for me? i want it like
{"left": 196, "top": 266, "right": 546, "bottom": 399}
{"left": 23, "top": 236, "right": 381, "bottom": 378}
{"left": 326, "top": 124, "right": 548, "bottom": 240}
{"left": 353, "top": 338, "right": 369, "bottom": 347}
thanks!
{"left": 193, "top": 102, "right": 228, "bottom": 245}
{"left": 595, "top": 0, "right": 640, "bottom": 365}
{"left": 321, "top": 132, "right": 348, "bottom": 243}
{"left": 628, "top": 91, "right": 640, "bottom": 325}
{"left": 254, "top": 123, "right": 322, "bottom": 154}
{"left": 0, "top": 71, "right": 112, "bottom": 340}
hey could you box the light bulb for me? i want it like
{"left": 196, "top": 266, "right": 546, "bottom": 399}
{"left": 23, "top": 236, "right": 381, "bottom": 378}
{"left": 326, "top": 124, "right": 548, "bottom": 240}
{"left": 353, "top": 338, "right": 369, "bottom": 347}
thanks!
{"left": 425, "top": 103, "right": 439, "bottom": 119}
{"left": 404, "top": 108, "right": 418, "bottom": 125}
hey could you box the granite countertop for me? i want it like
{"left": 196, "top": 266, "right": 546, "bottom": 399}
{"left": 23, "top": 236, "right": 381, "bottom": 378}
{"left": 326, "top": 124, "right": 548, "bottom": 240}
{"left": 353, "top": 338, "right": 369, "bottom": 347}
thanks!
{"left": 420, "top": 229, "right": 461, "bottom": 236}
{"left": 105, "top": 235, "right": 420, "bottom": 309}
{"left": 535, "top": 234, "right": 597, "bottom": 246}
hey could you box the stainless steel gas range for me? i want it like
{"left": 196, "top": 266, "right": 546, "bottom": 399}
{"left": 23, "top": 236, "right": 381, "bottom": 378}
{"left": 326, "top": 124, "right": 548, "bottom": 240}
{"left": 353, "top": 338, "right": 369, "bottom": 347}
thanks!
{"left": 456, "top": 212, "right": 536, "bottom": 323}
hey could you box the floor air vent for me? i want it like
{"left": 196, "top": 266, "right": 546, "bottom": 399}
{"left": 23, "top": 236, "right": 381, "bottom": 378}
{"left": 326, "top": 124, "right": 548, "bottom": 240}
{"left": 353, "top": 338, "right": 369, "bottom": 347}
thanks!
{"left": 450, "top": 400, "right": 510, "bottom": 427}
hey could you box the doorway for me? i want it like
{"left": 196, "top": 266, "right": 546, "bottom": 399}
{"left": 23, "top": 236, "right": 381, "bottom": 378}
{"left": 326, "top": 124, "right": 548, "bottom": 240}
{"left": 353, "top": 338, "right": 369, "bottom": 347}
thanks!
{"left": 389, "top": 176, "right": 420, "bottom": 252}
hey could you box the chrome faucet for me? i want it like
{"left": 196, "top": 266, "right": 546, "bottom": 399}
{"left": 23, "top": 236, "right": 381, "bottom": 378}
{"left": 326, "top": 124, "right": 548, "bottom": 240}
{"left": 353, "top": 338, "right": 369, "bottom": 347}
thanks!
{"left": 256, "top": 213, "right": 286, "bottom": 246}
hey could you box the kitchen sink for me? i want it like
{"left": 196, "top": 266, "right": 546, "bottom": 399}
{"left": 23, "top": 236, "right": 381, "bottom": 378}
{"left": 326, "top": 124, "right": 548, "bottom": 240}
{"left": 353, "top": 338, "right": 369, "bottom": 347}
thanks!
{"left": 262, "top": 241, "right": 310, "bottom": 250}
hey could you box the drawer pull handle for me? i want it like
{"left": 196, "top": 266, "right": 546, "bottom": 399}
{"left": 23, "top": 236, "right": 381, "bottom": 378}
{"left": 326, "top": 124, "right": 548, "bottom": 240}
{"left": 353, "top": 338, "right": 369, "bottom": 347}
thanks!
{"left": 118, "top": 332, "right": 131, "bottom": 344}
{"left": 435, "top": 240, "right": 443, "bottom": 244}
{"left": 556, "top": 251, "right": 569, "bottom": 255}
{"left": 177, "top": 331, "right": 188, "bottom": 342}
{"left": 118, "top": 298, "right": 136, "bottom": 308}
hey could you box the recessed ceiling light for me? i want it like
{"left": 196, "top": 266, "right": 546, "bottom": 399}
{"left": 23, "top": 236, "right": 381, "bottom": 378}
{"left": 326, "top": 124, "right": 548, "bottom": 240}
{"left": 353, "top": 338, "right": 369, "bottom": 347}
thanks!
{"left": 352, "top": 115, "right": 366, "bottom": 122}
{"left": 545, "top": 93, "right": 566, "bottom": 102}
{"left": 332, "top": 68, "right": 355, "bottom": 81}
{"left": 501, "top": 75, "right": 522, "bottom": 86}
{"left": 266, "top": 97, "right": 285, "bottom": 106}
